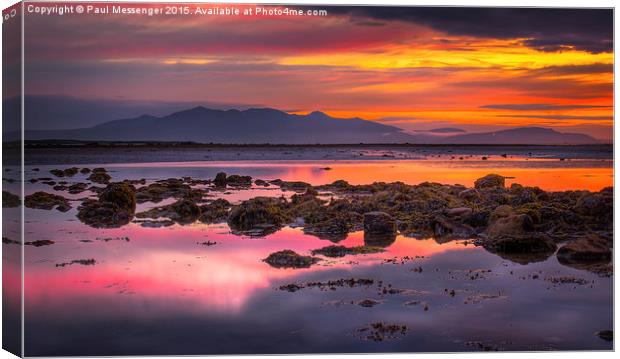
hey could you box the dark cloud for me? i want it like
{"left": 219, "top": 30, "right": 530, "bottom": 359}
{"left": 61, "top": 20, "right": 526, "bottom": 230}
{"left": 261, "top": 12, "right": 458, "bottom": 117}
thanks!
{"left": 481, "top": 104, "right": 612, "bottom": 111}
{"left": 323, "top": 7, "right": 612, "bottom": 53}
{"left": 529, "top": 63, "right": 613, "bottom": 76}
{"left": 497, "top": 114, "right": 612, "bottom": 121}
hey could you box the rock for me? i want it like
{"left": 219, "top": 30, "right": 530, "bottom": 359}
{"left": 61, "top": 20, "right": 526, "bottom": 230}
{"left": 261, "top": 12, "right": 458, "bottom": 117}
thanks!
{"left": 168, "top": 199, "right": 202, "bottom": 224}
{"left": 68, "top": 183, "right": 88, "bottom": 194}
{"left": 2, "top": 237, "right": 19, "bottom": 245}
{"left": 135, "top": 178, "right": 204, "bottom": 203}
{"left": 557, "top": 234, "right": 612, "bottom": 264}
{"left": 486, "top": 213, "right": 534, "bottom": 239}
{"left": 80, "top": 168, "right": 91, "bottom": 174}
{"left": 214, "top": 172, "right": 227, "bottom": 187}
{"left": 358, "top": 299, "right": 381, "bottom": 307}
{"left": 2, "top": 191, "right": 20, "bottom": 208}
{"left": 24, "top": 239, "right": 55, "bottom": 247}
{"left": 254, "top": 179, "right": 269, "bottom": 187}
{"left": 228, "top": 197, "right": 290, "bottom": 233}
{"left": 24, "top": 192, "right": 71, "bottom": 211}
{"left": 474, "top": 174, "right": 505, "bottom": 189}
{"left": 199, "top": 198, "right": 231, "bottom": 223}
{"left": 226, "top": 174, "right": 252, "bottom": 187}
{"left": 88, "top": 171, "right": 111, "bottom": 185}
{"left": 574, "top": 192, "right": 612, "bottom": 225}
{"left": 99, "top": 183, "right": 136, "bottom": 214}
{"left": 76, "top": 183, "right": 136, "bottom": 228}
{"left": 444, "top": 207, "right": 473, "bottom": 218}
{"left": 50, "top": 167, "right": 79, "bottom": 178}
{"left": 432, "top": 215, "right": 474, "bottom": 239}
{"left": 458, "top": 188, "right": 482, "bottom": 202}
{"left": 263, "top": 250, "right": 320, "bottom": 268}
{"left": 303, "top": 211, "right": 361, "bottom": 242}
{"left": 363, "top": 211, "right": 396, "bottom": 235}
{"left": 482, "top": 233, "right": 557, "bottom": 264}
{"left": 136, "top": 198, "right": 202, "bottom": 225}
{"left": 311, "top": 245, "right": 384, "bottom": 258}
{"left": 274, "top": 180, "right": 312, "bottom": 192}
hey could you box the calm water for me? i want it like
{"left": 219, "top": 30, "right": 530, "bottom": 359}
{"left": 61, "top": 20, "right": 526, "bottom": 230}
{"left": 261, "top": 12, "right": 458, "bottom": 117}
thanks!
{"left": 3, "top": 157, "right": 614, "bottom": 355}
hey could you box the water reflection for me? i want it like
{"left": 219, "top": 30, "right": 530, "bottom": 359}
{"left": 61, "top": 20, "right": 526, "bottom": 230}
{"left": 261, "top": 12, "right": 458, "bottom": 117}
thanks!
{"left": 13, "top": 160, "right": 615, "bottom": 355}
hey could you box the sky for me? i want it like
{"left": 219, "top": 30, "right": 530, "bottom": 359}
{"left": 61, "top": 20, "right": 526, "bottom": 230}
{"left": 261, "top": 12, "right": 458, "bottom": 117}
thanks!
{"left": 21, "top": 3, "right": 613, "bottom": 140}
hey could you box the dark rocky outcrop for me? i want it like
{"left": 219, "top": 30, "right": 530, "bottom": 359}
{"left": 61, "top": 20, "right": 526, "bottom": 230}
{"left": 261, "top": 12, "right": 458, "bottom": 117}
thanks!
{"left": 474, "top": 174, "right": 505, "bottom": 189}
{"left": 77, "top": 183, "right": 136, "bottom": 228}
{"left": 263, "top": 250, "right": 320, "bottom": 268}
{"left": 24, "top": 192, "right": 71, "bottom": 212}
{"left": 88, "top": 168, "right": 111, "bottom": 184}
{"left": 2, "top": 191, "right": 20, "bottom": 208}
{"left": 228, "top": 197, "right": 290, "bottom": 235}
{"left": 363, "top": 211, "right": 397, "bottom": 235}
{"left": 557, "top": 234, "right": 612, "bottom": 265}
{"left": 311, "top": 245, "right": 384, "bottom": 257}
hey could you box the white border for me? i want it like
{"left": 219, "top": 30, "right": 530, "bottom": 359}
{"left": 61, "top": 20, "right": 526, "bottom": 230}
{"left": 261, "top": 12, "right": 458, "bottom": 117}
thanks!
{"left": 0, "top": 1, "right": 616, "bottom": 359}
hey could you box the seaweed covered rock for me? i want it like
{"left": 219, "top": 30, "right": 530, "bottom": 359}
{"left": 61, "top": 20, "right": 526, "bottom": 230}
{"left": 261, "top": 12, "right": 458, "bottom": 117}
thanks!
{"left": 263, "top": 250, "right": 320, "bottom": 268}
{"left": 573, "top": 191, "right": 613, "bottom": 227}
{"left": 67, "top": 183, "right": 89, "bottom": 194}
{"left": 168, "top": 199, "right": 202, "bottom": 224}
{"left": 228, "top": 197, "right": 290, "bottom": 234}
{"left": 77, "top": 183, "right": 136, "bottom": 228}
{"left": 213, "top": 172, "right": 227, "bottom": 187}
{"left": 199, "top": 198, "right": 231, "bottom": 223}
{"left": 24, "top": 192, "right": 71, "bottom": 212}
{"left": 474, "top": 174, "right": 505, "bottom": 189}
{"left": 88, "top": 168, "right": 111, "bottom": 184}
{"left": 135, "top": 178, "right": 204, "bottom": 203}
{"left": 99, "top": 182, "right": 136, "bottom": 214}
{"left": 432, "top": 215, "right": 474, "bottom": 239}
{"left": 557, "top": 234, "right": 612, "bottom": 264}
{"left": 302, "top": 199, "right": 363, "bottom": 241}
{"left": 136, "top": 198, "right": 202, "bottom": 224}
{"left": 481, "top": 233, "right": 557, "bottom": 264}
{"left": 486, "top": 213, "right": 534, "bottom": 239}
{"left": 50, "top": 167, "right": 79, "bottom": 178}
{"left": 363, "top": 211, "right": 396, "bottom": 235}
{"left": 225, "top": 175, "right": 252, "bottom": 187}
{"left": 311, "top": 245, "right": 384, "bottom": 258}
{"left": 2, "top": 191, "right": 20, "bottom": 208}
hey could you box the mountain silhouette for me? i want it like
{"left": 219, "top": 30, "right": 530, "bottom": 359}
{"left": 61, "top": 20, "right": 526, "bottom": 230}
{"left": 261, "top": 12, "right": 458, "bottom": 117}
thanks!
{"left": 22, "top": 106, "right": 417, "bottom": 144}
{"left": 18, "top": 107, "right": 599, "bottom": 145}
{"left": 436, "top": 127, "right": 598, "bottom": 145}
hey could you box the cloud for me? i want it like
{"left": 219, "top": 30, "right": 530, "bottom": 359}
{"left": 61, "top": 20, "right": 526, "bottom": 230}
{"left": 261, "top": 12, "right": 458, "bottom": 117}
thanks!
{"left": 528, "top": 63, "right": 613, "bottom": 76}
{"left": 481, "top": 104, "right": 612, "bottom": 111}
{"left": 497, "top": 114, "right": 612, "bottom": 121}
{"left": 323, "top": 7, "right": 612, "bottom": 53}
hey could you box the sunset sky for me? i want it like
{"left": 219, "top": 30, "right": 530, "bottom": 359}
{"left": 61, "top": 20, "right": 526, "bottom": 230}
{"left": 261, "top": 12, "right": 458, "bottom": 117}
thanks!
{"left": 22, "top": 4, "right": 613, "bottom": 140}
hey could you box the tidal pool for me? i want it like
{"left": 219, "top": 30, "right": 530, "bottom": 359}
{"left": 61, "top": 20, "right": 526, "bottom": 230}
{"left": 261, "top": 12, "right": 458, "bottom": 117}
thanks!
{"left": 2, "top": 157, "right": 613, "bottom": 355}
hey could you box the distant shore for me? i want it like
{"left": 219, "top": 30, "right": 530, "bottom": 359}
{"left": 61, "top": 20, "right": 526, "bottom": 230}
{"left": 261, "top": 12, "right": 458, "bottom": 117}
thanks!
{"left": 5, "top": 143, "right": 610, "bottom": 166}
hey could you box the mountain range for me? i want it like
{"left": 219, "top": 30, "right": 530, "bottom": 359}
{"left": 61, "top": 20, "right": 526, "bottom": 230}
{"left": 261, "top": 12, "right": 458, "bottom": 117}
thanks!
{"left": 14, "top": 105, "right": 600, "bottom": 145}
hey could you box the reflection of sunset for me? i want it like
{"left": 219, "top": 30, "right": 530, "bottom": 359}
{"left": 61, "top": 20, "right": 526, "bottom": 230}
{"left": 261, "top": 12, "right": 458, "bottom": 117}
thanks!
{"left": 23, "top": 221, "right": 470, "bottom": 316}
{"left": 116, "top": 160, "right": 612, "bottom": 192}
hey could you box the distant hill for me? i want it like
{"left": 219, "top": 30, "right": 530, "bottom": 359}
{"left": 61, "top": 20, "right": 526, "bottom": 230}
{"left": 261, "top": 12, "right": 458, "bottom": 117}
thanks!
{"left": 21, "top": 106, "right": 418, "bottom": 144}
{"left": 16, "top": 106, "right": 600, "bottom": 145}
{"left": 436, "top": 127, "right": 599, "bottom": 145}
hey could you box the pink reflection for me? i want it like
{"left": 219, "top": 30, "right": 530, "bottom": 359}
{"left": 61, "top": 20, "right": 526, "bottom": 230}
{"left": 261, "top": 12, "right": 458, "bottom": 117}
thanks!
{"left": 23, "top": 222, "right": 471, "bottom": 317}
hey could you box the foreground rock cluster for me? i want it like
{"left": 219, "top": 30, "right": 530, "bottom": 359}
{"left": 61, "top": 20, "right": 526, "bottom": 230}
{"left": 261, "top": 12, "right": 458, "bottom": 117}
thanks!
{"left": 14, "top": 168, "right": 613, "bottom": 274}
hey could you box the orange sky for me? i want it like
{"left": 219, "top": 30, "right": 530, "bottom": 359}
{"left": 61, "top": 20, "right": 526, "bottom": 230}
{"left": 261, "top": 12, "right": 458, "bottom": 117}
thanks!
{"left": 21, "top": 3, "right": 613, "bottom": 139}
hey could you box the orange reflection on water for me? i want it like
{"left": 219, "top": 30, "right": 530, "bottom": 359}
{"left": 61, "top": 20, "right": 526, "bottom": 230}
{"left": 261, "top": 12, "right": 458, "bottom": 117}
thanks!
{"left": 118, "top": 160, "right": 613, "bottom": 191}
